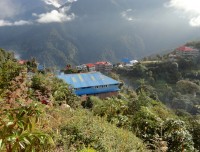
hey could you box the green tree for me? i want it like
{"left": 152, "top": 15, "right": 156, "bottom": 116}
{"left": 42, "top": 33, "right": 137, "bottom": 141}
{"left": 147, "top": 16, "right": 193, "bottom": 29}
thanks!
{"left": 176, "top": 80, "right": 200, "bottom": 96}
{"left": 89, "top": 96, "right": 130, "bottom": 128}
{"left": 188, "top": 117, "right": 200, "bottom": 150}
{"left": 163, "top": 119, "right": 195, "bottom": 152}
{"left": 0, "top": 60, "right": 24, "bottom": 92}
{"left": 132, "top": 63, "right": 147, "bottom": 77}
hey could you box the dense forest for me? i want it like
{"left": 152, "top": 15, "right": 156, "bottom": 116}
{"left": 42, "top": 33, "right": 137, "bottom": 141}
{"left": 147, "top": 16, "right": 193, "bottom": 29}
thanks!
{"left": 0, "top": 48, "right": 200, "bottom": 152}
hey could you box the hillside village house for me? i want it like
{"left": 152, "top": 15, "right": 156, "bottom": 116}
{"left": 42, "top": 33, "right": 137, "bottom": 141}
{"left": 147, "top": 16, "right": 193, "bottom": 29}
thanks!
{"left": 168, "top": 54, "right": 177, "bottom": 62}
{"left": 76, "top": 64, "right": 87, "bottom": 72}
{"left": 121, "top": 58, "right": 131, "bottom": 64}
{"left": 86, "top": 63, "right": 96, "bottom": 72}
{"left": 95, "top": 61, "right": 113, "bottom": 73}
{"left": 76, "top": 61, "right": 113, "bottom": 73}
{"left": 176, "top": 46, "right": 199, "bottom": 58}
{"left": 58, "top": 72, "right": 121, "bottom": 98}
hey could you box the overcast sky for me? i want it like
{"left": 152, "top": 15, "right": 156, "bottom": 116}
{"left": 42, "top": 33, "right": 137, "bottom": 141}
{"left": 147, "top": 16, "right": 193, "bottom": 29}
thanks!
{"left": 1, "top": 0, "right": 200, "bottom": 56}
{"left": 0, "top": 0, "right": 200, "bottom": 27}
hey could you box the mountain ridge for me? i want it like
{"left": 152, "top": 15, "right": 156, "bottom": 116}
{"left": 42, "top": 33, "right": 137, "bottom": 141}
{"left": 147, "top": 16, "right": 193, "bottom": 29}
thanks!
{"left": 1, "top": 0, "right": 200, "bottom": 67}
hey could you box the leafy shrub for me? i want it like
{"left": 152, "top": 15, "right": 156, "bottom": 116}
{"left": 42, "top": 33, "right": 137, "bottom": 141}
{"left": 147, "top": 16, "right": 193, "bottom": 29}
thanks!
{"left": 0, "top": 65, "right": 54, "bottom": 151}
{"left": 187, "top": 116, "right": 200, "bottom": 151}
{"left": 163, "top": 119, "right": 195, "bottom": 152}
{"left": 0, "top": 60, "right": 24, "bottom": 92}
{"left": 132, "top": 106, "right": 162, "bottom": 141}
{"left": 79, "top": 148, "right": 96, "bottom": 152}
{"left": 58, "top": 109, "right": 148, "bottom": 152}
{"left": 0, "top": 103, "right": 54, "bottom": 152}
{"left": 31, "top": 73, "right": 80, "bottom": 108}
{"left": 89, "top": 96, "right": 130, "bottom": 128}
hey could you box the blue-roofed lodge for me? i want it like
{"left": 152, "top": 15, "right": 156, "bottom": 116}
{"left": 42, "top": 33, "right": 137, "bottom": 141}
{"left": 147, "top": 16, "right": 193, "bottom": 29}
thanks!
{"left": 57, "top": 72, "right": 121, "bottom": 98}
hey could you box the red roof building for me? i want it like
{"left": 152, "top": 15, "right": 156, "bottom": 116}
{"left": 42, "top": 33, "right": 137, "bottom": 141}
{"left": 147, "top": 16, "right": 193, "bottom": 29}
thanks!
{"left": 176, "top": 46, "right": 199, "bottom": 58}
{"left": 95, "top": 61, "right": 113, "bottom": 73}
{"left": 177, "top": 46, "right": 194, "bottom": 51}
{"left": 86, "top": 63, "right": 95, "bottom": 67}
{"left": 86, "top": 63, "right": 96, "bottom": 72}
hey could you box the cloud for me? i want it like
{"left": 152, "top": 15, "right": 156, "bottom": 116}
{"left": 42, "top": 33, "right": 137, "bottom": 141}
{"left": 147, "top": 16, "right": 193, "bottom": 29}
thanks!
{"left": 43, "top": 0, "right": 77, "bottom": 8}
{"left": 67, "top": 0, "right": 77, "bottom": 3}
{"left": 0, "top": 0, "right": 77, "bottom": 27}
{"left": 43, "top": 0, "right": 61, "bottom": 8}
{"left": 190, "top": 16, "right": 200, "bottom": 27}
{"left": 14, "top": 20, "right": 32, "bottom": 26}
{"left": 167, "top": 0, "right": 200, "bottom": 27}
{"left": 0, "top": 20, "right": 32, "bottom": 27}
{"left": 0, "top": 0, "right": 21, "bottom": 19}
{"left": 121, "top": 9, "right": 134, "bottom": 21}
{"left": 0, "top": 1, "right": 30, "bottom": 27}
{"left": 35, "top": 7, "right": 75, "bottom": 23}
{"left": 0, "top": 20, "right": 12, "bottom": 26}
{"left": 35, "top": 0, "right": 77, "bottom": 23}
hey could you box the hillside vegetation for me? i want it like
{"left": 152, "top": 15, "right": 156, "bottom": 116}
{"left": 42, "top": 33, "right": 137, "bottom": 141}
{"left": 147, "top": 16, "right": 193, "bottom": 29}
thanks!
{"left": 0, "top": 48, "right": 200, "bottom": 151}
{"left": 0, "top": 48, "right": 147, "bottom": 151}
{"left": 116, "top": 44, "right": 200, "bottom": 151}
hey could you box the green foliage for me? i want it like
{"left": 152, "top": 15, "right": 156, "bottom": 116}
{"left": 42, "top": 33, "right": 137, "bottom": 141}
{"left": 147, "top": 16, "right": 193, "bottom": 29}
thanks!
{"left": 108, "top": 72, "right": 120, "bottom": 81}
{"left": 159, "top": 83, "right": 174, "bottom": 103}
{"left": 129, "top": 92, "right": 182, "bottom": 150}
{"left": 178, "top": 58, "right": 195, "bottom": 71}
{"left": 136, "top": 84, "right": 158, "bottom": 100}
{"left": 0, "top": 49, "right": 15, "bottom": 65}
{"left": 1, "top": 48, "right": 199, "bottom": 151}
{"left": 128, "top": 91, "right": 156, "bottom": 115}
{"left": 176, "top": 80, "right": 200, "bottom": 95}
{"left": 58, "top": 109, "right": 147, "bottom": 152}
{"left": 163, "top": 119, "right": 195, "bottom": 152}
{"left": 184, "top": 116, "right": 200, "bottom": 151}
{"left": 171, "top": 94, "right": 196, "bottom": 114}
{"left": 0, "top": 103, "right": 54, "bottom": 152}
{"left": 89, "top": 96, "right": 130, "bottom": 128}
{"left": 131, "top": 104, "right": 196, "bottom": 151}
{"left": 0, "top": 60, "right": 24, "bottom": 92}
{"left": 186, "top": 41, "right": 200, "bottom": 50}
{"left": 0, "top": 63, "right": 54, "bottom": 152}
{"left": 79, "top": 148, "right": 96, "bottom": 152}
{"left": 26, "top": 58, "right": 38, "bottom": 73}
{"left": 132, "top": 106, "right": 162, "bottom": 140}
{"left": 31, "top": 73, "right": 79, "bottom": 108}
{"left": 131, "top": 63, "right": 147, "bottom": 77}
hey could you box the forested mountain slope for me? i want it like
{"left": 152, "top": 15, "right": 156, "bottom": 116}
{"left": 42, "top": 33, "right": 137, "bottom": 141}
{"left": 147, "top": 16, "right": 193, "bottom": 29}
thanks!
{"left": 1, "top": 0, "right": 200, "bottom": 66}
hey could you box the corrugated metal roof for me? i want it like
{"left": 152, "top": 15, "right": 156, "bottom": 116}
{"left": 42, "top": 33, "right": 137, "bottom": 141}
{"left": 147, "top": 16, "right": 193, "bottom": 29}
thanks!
{"left": 57, "top": 72, "right": 120, "bottom": 89}
{"left": 121, "top": 58, "right": 131, "bottom": 63}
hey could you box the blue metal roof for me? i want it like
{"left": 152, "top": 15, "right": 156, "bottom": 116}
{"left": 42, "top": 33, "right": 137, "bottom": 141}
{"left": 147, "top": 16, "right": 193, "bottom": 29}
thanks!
{"left": 121, "top": 58, "right": 131, "bottom": 64}
{"left": 57, "top": 72, "right": 120, "bottom": 89}
{"left": 37, "top": 64, "right": 45, "bottom": 71}
{"left": 75, "top": 85, "right": 120, "bottom": 96}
